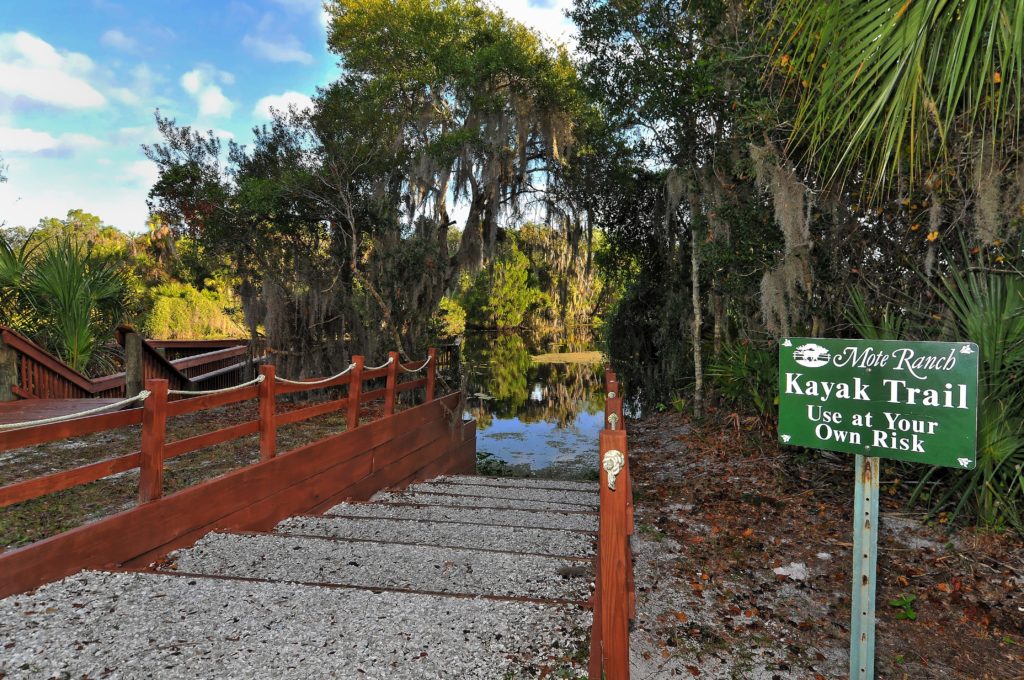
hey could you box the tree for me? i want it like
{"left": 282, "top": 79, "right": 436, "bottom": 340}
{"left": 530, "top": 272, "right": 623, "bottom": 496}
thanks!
{"left": 774, "top": 0, "right": 1024, "bottom": 203}
{"left": 147, "top": 0, "right": 583, "bottom": 375}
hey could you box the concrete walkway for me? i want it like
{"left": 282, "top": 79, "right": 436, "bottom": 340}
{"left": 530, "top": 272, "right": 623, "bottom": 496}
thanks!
{"left": 0, "top": 475, "right": 597, "bottom": 679}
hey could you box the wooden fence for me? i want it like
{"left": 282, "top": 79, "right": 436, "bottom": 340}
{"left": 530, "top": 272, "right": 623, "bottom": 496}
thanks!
{"left": 589, "top": 367, "right": 635, "bottom": 680}
{"left": 0, "top": 326, "right": 268, "bottom": 401}
{"left": 0, "top": 347, "right": 475, "bottom": 598}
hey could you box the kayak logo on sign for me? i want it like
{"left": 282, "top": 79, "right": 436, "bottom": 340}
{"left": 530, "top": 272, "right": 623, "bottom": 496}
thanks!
{"left": 793, "top": 343, "right": 830, "bottom": 368}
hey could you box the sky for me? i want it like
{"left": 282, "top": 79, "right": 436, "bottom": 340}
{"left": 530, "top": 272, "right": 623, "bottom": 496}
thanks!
{"left": 0, "top": 0, "right": 576, "bottom": 233}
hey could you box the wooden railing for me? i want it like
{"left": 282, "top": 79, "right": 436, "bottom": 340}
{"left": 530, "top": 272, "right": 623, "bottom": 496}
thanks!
{"left": 590, "top": 367, "right": 635, "bottom": 680}
{"left": 0, "top": 348, "right": 461, "bottom": 598}
{"left": 0, "top": 326, "right": 268, "bottom": 400}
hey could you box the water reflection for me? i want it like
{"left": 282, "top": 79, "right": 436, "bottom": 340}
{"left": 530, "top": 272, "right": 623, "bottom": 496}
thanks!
{"left": 462, "top": 331, "right": 604, "bottom": 476}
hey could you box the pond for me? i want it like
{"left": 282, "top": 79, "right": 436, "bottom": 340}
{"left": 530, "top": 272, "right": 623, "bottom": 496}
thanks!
{"left": 459, "top": 330, "right": 605, "bottom": 479}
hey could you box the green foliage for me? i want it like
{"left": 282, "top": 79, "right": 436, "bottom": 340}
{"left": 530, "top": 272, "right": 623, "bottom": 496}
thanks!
{"left": 888, "top": 594, "right": 919, "bottom": 621}
{"left": 773, "top": 0, "right": 1024, "bottom": 196}
{"left": 1, "top": 234, "right": 133, "bottom": 374}
{"left": 431, "top": 296, "right": 466, "bottom": 339}
{"left": 143, "top": 282, "right": 245, "bottom": 339}
{"left": 461, "top": 239, "right": 543, "bottom": 329}
{"left": 911, "top": 265, "right": 1024, "bottom": 530}
{"left": 706, "top": 341, "right": 778, "bottom": 421}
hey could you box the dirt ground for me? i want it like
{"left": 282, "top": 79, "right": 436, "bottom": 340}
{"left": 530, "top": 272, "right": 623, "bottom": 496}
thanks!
{"left": 627, "top": 410, "right": 1024, "bottom": 680}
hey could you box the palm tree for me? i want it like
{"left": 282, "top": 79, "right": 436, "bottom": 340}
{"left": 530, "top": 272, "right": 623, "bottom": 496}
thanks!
{"left": 773, "top": 0, "right": 1024, "bottom": 196}
{"left": 0, "top": 232, "right": 131, "bottom": 374}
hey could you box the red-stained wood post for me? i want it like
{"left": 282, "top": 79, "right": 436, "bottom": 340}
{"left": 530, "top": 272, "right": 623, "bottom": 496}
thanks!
{"left": 347, "top": 356, "right": 364, "bottom": 430}
{"left": 425, "top": 347, "right": 438, "bottom": 402}
{"left": 138, "top": 378, "right": 168, "bottom": 503}
{"left": 258, "top": 364, "right": 276, "bottom": 461}
{"left": 599, "top": 426, "right": 631, "bottom": 680}
{"left": 384, "top": 351, "right": 399, "bottom": 416}
{"left": 589, "top": 547, "right": 604, "bottom": 679}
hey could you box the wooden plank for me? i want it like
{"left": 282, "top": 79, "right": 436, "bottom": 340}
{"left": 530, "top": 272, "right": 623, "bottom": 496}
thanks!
{"left": 396, "top": 377, "right": 427, "bottom": 394}
{"left": 138, "top": 380, "right": 168, "bottom": 503}
{"left": 275, "top": 397, "right": 347, "bottom": 427}
{"left": 599, "top": 428, "right": 630, "bottom": 680}
{"left": 0, "top": 451, "right": 141, "bottom": 508}
{"left": 165, "top": 385, "right": 259, "bottom": 417}
{"left": 347, "top": 357, "right": 363, "bottom": 430}
{"left": 384, "top": 351, "right": 399, "bottom": 416}
{"left": 169, "top": 346, "right": 247, "bottom": 371}
{"left": 259, "top": 365, "right": 276, "bottom": 460}
{"left": 0, "top": 392, "right": 465, "bottom": 597}
{"left": 164, "top": 420, "right": 259, "bottom": 459}
{"left": 0, "top": 328, "right": 97, "bottom": 394}
{"left": 359, "top": 387, "right": 386, "bottom": 404}
{"left": 0, "top": 407, "right": 142, "bottom": 452}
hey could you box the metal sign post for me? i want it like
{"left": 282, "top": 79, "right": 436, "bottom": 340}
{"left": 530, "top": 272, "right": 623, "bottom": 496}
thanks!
{"left": 850, "top": 454, "right": 879, "bottom": 680}
{"left": 777, "top": 338, "right": 979, "bottom": 680}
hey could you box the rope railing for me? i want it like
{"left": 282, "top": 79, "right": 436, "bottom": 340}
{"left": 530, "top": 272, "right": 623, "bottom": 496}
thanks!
{"left": 365, "top": 357, "right": 394, "bottom": 371}
{"left": 0, "top": 390, "right": 152, "bottom": 431}
{"left": 274, "top": 362, "right": 357, "bottom": 386}
{"left": 168, "top": 374, "right": 265, "bottom": 396}
{"left": 399, "top": 355, "right": 431, "bottom": 373}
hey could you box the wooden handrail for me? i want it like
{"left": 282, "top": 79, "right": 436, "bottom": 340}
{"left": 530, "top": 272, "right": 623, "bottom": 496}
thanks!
{"left": 590, "top": 367, "right": 635, "bottom": 680}
{"left": 0, "top": 348, "right": 440, "bottom": 514}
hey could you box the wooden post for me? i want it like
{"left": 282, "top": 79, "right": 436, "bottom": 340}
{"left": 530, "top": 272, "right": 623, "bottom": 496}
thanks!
{"left": 425, "top": 347, "right": 438, "bottom": 402}
{"left": 258, "top": 364, "right": 276, "bottom": 461}
{"left": 599, "top": 427, "right": 630, "bottom": 680}
{"left": 589, "top": 543, "right": 604, "bottom": 679}
{"left": 0, "top": 339, "right": 17, "bottom": 402}
{"left": 384, "top": 351, "right": 399, "bottom": 416}
{"left": 138, "top": 379, "right": 168, "bottom": 503}
{"left": 347, "top": 356, "right": 364, "bottom": 430}
{"left": 125, "top": 332, "right": 144, "bottom": 398}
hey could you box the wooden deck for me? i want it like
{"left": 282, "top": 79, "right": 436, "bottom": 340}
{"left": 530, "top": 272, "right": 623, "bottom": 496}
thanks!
{"left": 0, "top": 399, "right": 127, "bottom": 426}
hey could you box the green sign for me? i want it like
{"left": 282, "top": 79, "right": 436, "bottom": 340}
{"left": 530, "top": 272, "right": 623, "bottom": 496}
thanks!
{"left": 778, "top": 338, "right": 978, "bottom": 469}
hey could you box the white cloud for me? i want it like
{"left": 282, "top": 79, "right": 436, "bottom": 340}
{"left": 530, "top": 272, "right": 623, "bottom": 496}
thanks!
{"left": 242, "top": 34, "right": 314, "bottom": 64}
{"left": 0, "top": 126, "right": 104, "bottom": 156}
{"left": 491, "top": 0, "right": 576, "bottom": 48}
{"left": 0, "top": 32, "right": 107, "bottom": 109}
{"left": 101, "top": 28, "right": 137, "bottom": 52}
{"left": 119, "top": 159, "right": 159, "bottom": 187}
{"left": 253, "top": 91, "right": 313, "bottom": 121}
{"left": 180, "top": 64, "right": 235, "bottom": 117}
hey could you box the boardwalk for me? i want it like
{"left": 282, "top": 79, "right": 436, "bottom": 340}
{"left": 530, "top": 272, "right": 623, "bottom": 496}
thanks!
{"left": 1, "top": 475, "right": 597, "bottom": 679}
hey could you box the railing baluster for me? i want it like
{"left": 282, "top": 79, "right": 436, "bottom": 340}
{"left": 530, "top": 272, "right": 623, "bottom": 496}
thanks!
{"left": 138, "top": 379, "right": 168, "bottom": 503}
{"left": 347, "top": 356, "right": 364, "bottom": 430}
{"left": 259, "top": 364, "right": 276, "bottom": 460}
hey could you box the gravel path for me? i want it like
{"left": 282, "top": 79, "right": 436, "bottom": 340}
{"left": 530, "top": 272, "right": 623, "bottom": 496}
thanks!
{"left": 408, "top": 481, "right": 598, "bottom": 506}
{"left": 0, "top": 570, "right": 590, "bottom": 680}
{"left": 373, "top": 490, "right": 596, "bottom": 513}
{"left": 168, "top": 532, "right": 594, "bottom": 601}
{"left": 326, "top": 501, "right": 598, "bottom": 531}
{"left": 276, "top": 515, "right": 596, "bottom": 557}
{"left": 434, "top": 475, "right": 599, "bottom": 492}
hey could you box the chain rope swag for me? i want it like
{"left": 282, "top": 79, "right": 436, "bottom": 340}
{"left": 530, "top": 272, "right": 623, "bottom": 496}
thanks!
{"left": 0, "top": 390, "right": 153, "bottom": 431}
{"left": 399, "top": 356, "right": 431, "bottom": 373}
{"left": 274, "top": 363, "right": 357, "bottom": 386}
{"left": 168, "top": 374, "right": 265, "bottom": 396}
{"left": 364, "top": 357, "right": 394, "bottom": 371}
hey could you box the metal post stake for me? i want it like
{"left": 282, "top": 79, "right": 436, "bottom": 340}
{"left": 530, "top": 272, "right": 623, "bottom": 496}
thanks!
{"left": 850, "top": 454, "right": 880, "bottom": 680}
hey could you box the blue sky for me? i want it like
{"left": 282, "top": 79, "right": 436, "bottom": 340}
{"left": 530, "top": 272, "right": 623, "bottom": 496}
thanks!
{"left": 0, "top": 0, "right": 574, "bottom": 233}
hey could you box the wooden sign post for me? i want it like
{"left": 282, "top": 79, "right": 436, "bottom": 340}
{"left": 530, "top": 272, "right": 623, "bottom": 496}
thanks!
{"left": 778, "top": 338, "right": 979, "bottom": 680}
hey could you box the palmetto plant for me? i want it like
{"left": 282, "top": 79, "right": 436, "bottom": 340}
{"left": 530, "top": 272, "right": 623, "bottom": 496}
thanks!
{"left": 913, "top": 266, "right": 1024, "bottom": 529}
{"left": 772, "top": 0, "right": 1024, "bottom": 195}
{"left": 0, "top": 233, "right": 131, "bottom": 374}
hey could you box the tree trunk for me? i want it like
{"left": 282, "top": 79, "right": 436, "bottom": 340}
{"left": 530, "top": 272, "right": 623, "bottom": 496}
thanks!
{"left": 691, "top": 220, "right": 704, "bottom": 419}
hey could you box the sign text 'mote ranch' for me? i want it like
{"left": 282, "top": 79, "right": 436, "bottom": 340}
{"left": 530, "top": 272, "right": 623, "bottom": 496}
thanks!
{"left": 778, "top": 338, "right": 979, "bottom": 469}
